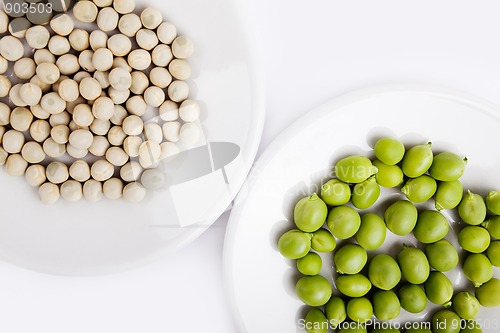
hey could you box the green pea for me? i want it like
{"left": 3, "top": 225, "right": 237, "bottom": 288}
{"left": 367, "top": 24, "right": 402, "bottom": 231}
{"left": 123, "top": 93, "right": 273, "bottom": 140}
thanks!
{"left": 325, "top": 296, "right": 347, "bottom": 328}
{"left": 424, "top": 271, "right": 453, "bottom": 306}
{"left": 384, "top": 200, "right": 418, "bottom": 236}
{"left": 336, "top": 273, "right": 372, "bottom": 297}
{"left": 296, "top": 275, "right": 332, "bottom": 306}
{"left": 401, "top": 175, "right": 437, "bottom": 203}
{"left": 334, "top": 155, "right": 377, "bottom": 184}
{"left": 397, "top": 245, "right": 430, "bottom": 284}
{"left": 432, "top": 310, "right": 461, "bottom": 333}
{"left": 373, "top": 160, "right": 404, "bottom": 188}
{"left": 401, "top": 142, "right": 433, "bottom": 178}
{"left": 352, "top": 176, "right": 380, "bottom": 209}
{"left": 452, "top": 291, "right": 480, "bottom": 320}
{"left": 485, "top": 190, "right": 500, "bottom": 214}
{"left": 413, "top": 210, "right": 450, "bottom": 244}
{"left": 324, "top": 296, "right": 346, "bottom": 328}
{"left": 374, "top": 137, "right": 405, "bottom": 165}
{"left": 297, "top": 252, "right": 322, "bottom": 275}
{"left": 311, "top": 228, "right": 337, "bottom": 252}
{"left": 458, "top": 191, "right": 486, "bottom": 226}
{"left": 463, "top": 253, "right": 493, "bottom": 287}
{"left": 334, "top": 243, "right": 367, "bottom": 274}
{"left": 435, "top": 180, "right": 463, "bottom": 211}
{"left": 304, "top": 308, "right": 328, "bottom": 333}
{"left": 368, "top": 254, "right": 401, "bottom": 290}
{"left": 326, "top": 206, "right": 361, "bottom": 239}
{"left": 405, "top": 328, "right": 432, "bottom": 333}
{"left": 346, "top": 297, "right": 373, "bottom": 322}
{"left": 458, "top": 226, "right": 490, "bottom": 253}
{"left": 320, "top": 179, "right": 351, "bottom": 206}
{"left": 398, "top": 283, "right": 427, "bottom": 313}
{"left": 425, "top": 239, "right": 459, "bottom": 272}
{"left": 294, "top": 194, "right": 328, "bottom": 232}
{"left": 355, "top": 213, "right": 386, "bottom": 250}
{"left": 481, "top": 215, "right": 500, "bottom": 239}
{"left": 278, "top": 229, "right": 312, "bottom": 259}
{"left": 475, "top": 278, "right": 500, "bottom": 307}
{"left": 429, "top": 152, "right": 467, "bottom": 181}
{"left": 486, "top": 240, "right": 500, "bottom": 266}
{"left": 460, "top": 321, "right": 483, "bottom": 333}
{"left": 372, "top": 290, "right": 400, "bottom": 321}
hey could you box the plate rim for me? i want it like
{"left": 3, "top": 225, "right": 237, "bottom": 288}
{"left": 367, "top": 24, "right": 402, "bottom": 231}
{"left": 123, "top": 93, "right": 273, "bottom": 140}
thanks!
{"left": 222, "top": 83, "right": 500, "bottom": 333}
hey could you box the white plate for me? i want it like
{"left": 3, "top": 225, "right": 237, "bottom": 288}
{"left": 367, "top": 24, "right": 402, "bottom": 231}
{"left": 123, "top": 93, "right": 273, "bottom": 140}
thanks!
{"left": 0, "top": 0, "right": 265, "bottom": 275}
{"left": 224, "top": 85, "right": 500, "bottom": 333}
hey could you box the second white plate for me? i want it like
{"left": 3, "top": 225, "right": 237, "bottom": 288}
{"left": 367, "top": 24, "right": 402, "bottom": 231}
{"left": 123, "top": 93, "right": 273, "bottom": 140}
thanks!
{"left": 224, "top": 85, "right": 500, "bottom": 333}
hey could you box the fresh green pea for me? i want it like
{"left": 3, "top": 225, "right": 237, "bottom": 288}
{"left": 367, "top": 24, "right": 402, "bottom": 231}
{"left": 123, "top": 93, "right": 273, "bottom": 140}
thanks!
{"left": 326, "top": 206, "right": 361, "bottom": 239}
{"left": 485, "top": 190, "right": 500, "bottom": 214}
{"left": 320, "top": 179, "right": 351, "bottom": 206}
{"left": 463, "top": 253, "right": 493, "bottom": 287}
{"left": 425, "top": 239, "right": 459, "bottom": 272}
{"left": 401, "top": 142, "right": 433, "bottom": 178}
{"left": 482, "top": 215, "right": 500, "bottom": 239}
{"left": 486, "top": 240, "right": 500, "bottom": 266}
{"left": 368, "top": 254, "right": 401, "bottom": 290}
{"left": 373, "top": 160, "right": 404, "bottom": 188}
{"left": 346, "top": 297, "right": 373, "bottom": 322}
{"left": 338, "top": 325, "right": 367, "bottom": 333}
{"left": 335, "top": 273, "right": 372, "bottom": 297}
{"left": 405, "top": 328, "right": 432, "bottom": 333}
{"left": 334, "top": 243, "right": 367, "bottom": 274}
{"left": 294, "top": 194, "right": 328, "bottom": 232}
{"left": 424, "top": 271, "right": 453, "bottom": 306}
{"left": 296, "top": 275, "right": 332, "bottom": 306}
{"left": 278, "top": 229, "right": 312, "bottom": 259}
{"left": 435, "top": 180, "right": 463, "bottom": 211}
{"left": 413, "top": 210, "right": 450, "bottom": 244}
{"left": 401, "top": 175, "right": 437, "bottom": 203}
{"left": 458, "top": 226, "right": 490, "bottom": 253}
{"left": 398, "top": 283, "right": 427, "bottom": 313}
{"left": 460, "top": 321, "right": 483, "bottom": 333}
{"left": 355, "top": 213, "right": 386, "bottom": 250}
{"left": 334, "top": 155, "right": 377, "bottom": 184}
{"left": 452, "top": 292, "right": 480, "bottom": 320}
{"left": 384, "top": 200, "right": 418, "bottom": 236}
{"left": 352, "top": 176, "right": 380, "bottom": 209}
{"left": 324, "top": 296, "right": 346, "bottom": 328}
{"left": 458, "top": 191, "right": 486, "bottom": 226}
{"left": 475, "top": 278, "right": 500, "bottom": 307}
{"left": 374, "top": 137, "right": 405, "bottom": 165}
{"left": 304, "top": 308, "right": 328, "bottom": 333}
{"left": 297, "top": 252, "right": 322, "bottom": 276}
{"left": 432, "top": 310, "right": 461, "bottom": 333}
{"left": 372, "top": 290, "right": 400, "bottom": 321}
{"left": 397, "top": 245, "right": 430, "bottom": 284}
{"left": 429, "top": 152, "right": 467, "bottom": 181}
{"left": 311, "top": 228, "right": 336, "bottom": 252}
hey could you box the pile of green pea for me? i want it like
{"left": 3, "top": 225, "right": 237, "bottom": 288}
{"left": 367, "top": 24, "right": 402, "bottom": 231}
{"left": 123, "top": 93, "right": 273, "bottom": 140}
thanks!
{"left": 278, "top": 137, "right": 500, "bottom": 333}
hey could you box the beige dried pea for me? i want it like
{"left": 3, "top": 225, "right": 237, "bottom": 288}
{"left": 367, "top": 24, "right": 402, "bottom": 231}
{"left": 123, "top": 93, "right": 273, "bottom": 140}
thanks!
{"left": 83, "top": 179, "right": 103, "bottom": 202}
{"left": 39, "top": 182, "right": 60, "bottom": 205}
{"left": 60, "top": 180, "right": 84, "bottom": 202}
{"left": 25, "top": 165, "right": 46, "bottom": 187}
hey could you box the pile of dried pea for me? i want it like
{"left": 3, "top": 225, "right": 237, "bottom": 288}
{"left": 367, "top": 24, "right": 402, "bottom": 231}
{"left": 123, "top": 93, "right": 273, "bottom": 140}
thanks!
{"left": 0, "top": 0, "right": 202, "bottom": 203}
{"left": 278, "top": 137, "right": 500, "bottom": 333}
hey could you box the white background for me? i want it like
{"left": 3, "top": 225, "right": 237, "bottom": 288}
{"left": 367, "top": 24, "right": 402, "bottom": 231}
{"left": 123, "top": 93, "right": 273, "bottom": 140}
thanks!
{"left": 2, "top": 0, "right": 500, "bottom": 332}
